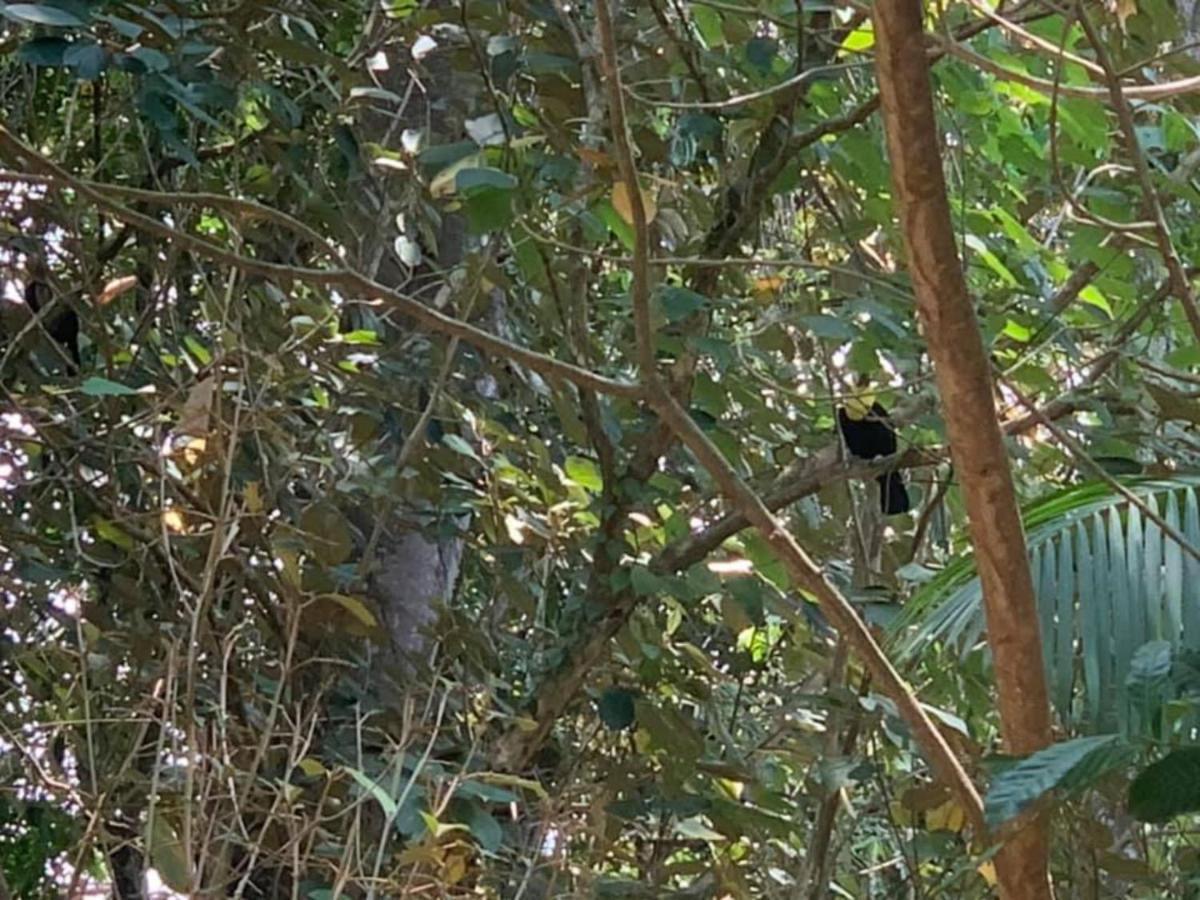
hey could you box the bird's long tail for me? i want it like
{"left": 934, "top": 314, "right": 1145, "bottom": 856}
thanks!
{"left": 877, "top": 471, "right": 911, "bottom": 516}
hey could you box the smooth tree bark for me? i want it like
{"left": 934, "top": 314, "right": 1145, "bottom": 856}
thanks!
{"left": 871, "top": 0, "right": 1055, "bottom": 897}
{"left": 592, "top": 0, "right": 988, "bottom": 837}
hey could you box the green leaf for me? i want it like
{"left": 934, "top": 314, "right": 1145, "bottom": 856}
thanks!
{"left": 462, "top": 186, "right": 513, "bottom": 232}
{"left": 443, "top": 434, "right": 480, "bottom": 461}
{"left": 630, "top": 565, "right": 664, "bottom": 597}
{"left": 63, "top": 41, "right": 107, "bottom": 79}
{"left": 145, "top": 816, "right": 192, "bottom": 893}
{"left": 984, "top": 734, "right": 1131, "bottom": 828}
{"left": 3, "top": 4, "right": 86, "bottom": 27}
{"left": 564, "top": 456, "right": 602, "bottom": 492}
{"left": 674, "top": 817, "right": 726, "bottom": 841}
{"left": 460, "top": 800, "right": 504, "bottom": 851}
{"left": 299, "top": 504, "right": 354, "bottom": 566}
{"left": 344, "top": 766, "right": 399, "bottom": 820}
{"left": 598, "top": 687, "right": 637, "bottom": 730}
{"left": 455, "top": 167, "right": 517, "bottom": 193}
{"left": 1129, "top": 747, "right": 1200, "bottom": 823}
{"left": 338, "top": 329, "right": 380, "bottom": 345}
{"left": 659, "top": 286, "right": 707, "bottom": 322}
{"left": 80, "top": 377, "right": 138, "bottom": 397}
{"left": 183, "top": 335, "right": 212, "bottom": 366}
{"left": 691, "top": 4, "right": 724, "bottom": 48}
{"left": 18, "top": 37, "right": 70, "bottom": 66}
{"left": 92, "top": 518, "right": 136, "bottom": 551}
{"left": 799, "top": 314, "right": 857, "bottom": 340}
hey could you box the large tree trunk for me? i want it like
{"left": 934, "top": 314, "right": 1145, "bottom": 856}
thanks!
{"left": 871, "top": 1, "right": 1055, "bottom": 897}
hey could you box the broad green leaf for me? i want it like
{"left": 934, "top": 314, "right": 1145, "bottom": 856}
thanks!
{"left": 18, "top": 37, "right": 69, "bottom": 65}
{"left": 460, "top": 800, "right": 504, "bottom": 851}
{"left": 63, "top": 41, "right": 107, "bottom": 79}
{"left": 691, "top": 3, "right": 724, "bottom": 47}
{"left": 564, "top": 456, "right": 602, "bottom": 492}
{"left": 80, "top": 377, "right": 138, "bottom": 397}
{"left": 984, "top": 734, "right": 1131, "bottom": 828}
{"left": 455, "top": 167, "right": 517, "bottom": 192}
{"left": 630, "top": 565, "right": 665, "bottom": 597}
{"left": 3, "top": 4, "right": 86, "bottom": 27}
{"left": 659, "top": 286, "right": 707, "bottom": 322}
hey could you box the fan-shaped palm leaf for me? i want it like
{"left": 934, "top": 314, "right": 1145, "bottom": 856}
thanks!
{"left": 890, "top": 477, "right": 1200, "bottom": 733}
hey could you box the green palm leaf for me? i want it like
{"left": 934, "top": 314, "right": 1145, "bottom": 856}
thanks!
{"left": 890, "top": 477, "right": 1200, "bottom": 733}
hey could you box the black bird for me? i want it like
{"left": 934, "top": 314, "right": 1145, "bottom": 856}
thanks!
{"left": 25, "top": 271, "right": 81, "bottom": 371}
{"left": 837, "top": 397, "right": 911, "bottom": 516}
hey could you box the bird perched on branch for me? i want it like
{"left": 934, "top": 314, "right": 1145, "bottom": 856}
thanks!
{"left": 837, "top": 393, "right": 911, "bottom": 516}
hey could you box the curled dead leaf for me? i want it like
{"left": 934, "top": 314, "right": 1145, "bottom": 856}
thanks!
{"left": 97, "top": 275, "right": 138, "bottom": 306}
{"left": 612, "top": 180, "right": 657, "bottom": 226}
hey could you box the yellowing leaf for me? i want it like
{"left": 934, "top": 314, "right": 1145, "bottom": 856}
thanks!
{"left": 925, "top": 799, "right": 967, "bottom": 833}
{"left": 888, "top": 799, "right": 915, "bottom": 827}
{"left": 470, "top": 770, "right": 549, "bottom": 800}
{"left": 244, "top": 481, "right": 263, "bottom": 514}
{"left": 324, "top": 593, "right": 378, "bottom": 628}
{"left": 751, "top": 276, "right": 784, "bottom": 297}
{"left": 977, "top": 861, "right": 998, "bottom": 887}
{"left": 612, "top": 180, "right": 657, "bottom": 226}
{"left": 444, "top": 852, "right": 469, "bottom": 884}
{"left": 429, "top": 152, "right": 484, "bottom": 197}
{"left": 297, "top": 757, "right": 328, "bottom": 777}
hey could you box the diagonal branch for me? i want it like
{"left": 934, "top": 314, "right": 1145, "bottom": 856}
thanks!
{"left": 594, "top": 0, "right": 986, "bottom": 833}
{"left": 0, "top": 127, "right": 642, "bottom": 402}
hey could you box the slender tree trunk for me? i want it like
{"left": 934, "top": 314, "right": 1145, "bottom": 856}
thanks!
{"left": 351, "top": 10, "right": 471, "bottom": 673}
{"left": 871, "top": 1, "right": 1055, "bottom": 897}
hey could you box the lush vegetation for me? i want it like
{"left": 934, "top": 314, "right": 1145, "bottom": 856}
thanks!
{"left": 3, "top": 0, "right": 1200, "bottom": 897}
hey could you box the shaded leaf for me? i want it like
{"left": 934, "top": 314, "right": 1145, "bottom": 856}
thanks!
{"left": 598, "top": 687, "right": 637, "bottom": 730}
{"left": 1128, "top": 747, "right": 1200, "bottom": 823}
{"left": 4, "top": 4, "right": 86, "bottom": 27}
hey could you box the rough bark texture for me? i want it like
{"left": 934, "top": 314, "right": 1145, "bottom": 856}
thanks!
{"left": 353, "top": 12, "right": 470, "bottom": 672}
{"left": 871, "top": 0, "right": 1054, "bottom": 896}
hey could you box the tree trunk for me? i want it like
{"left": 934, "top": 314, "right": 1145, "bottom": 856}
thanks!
{"left": 870, "top": 1, "right": 1055, "bottom": 897}
{"left": 352, "top": 10, "right": 472, "bottom": 673}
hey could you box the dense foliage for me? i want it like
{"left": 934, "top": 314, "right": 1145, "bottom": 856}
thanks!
{"left": 4, "top": 0, "right": 1200, "bottom": 897}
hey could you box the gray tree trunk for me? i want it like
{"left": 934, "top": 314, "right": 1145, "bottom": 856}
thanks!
{"left": 352, "top": 11, "right": 472, "bottom": 672}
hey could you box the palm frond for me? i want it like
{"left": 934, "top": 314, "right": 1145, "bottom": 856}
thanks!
{"left": 890, "top": 476, "right": 1200, "bottom": 733}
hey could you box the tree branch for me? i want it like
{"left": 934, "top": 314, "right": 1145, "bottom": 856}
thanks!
{"left": 595, "top": 0, "right": 986, "bottom": 835}
{"left": 0, "top": 127, "right": 642, "bottom": 402}
{"left": 1075, "top": 5, "right": 1200, "bottom": 345}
